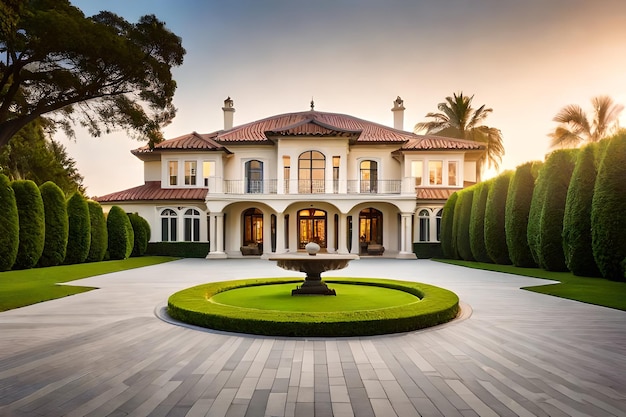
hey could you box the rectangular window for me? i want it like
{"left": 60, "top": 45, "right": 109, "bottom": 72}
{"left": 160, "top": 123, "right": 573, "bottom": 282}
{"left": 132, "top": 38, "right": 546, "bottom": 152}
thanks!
{"left": 184, "top": 161, "right": 197, "bottom": 185}
{"left": 283, "top": 156, "right": 290, "bottom": 193}
{"left": 333, "top": 156, "right": 340, "bottom": 193}
{"left": 448, "top": 161, "right": 458, "bottom": 186}
{"left": 203, "top": 161, "right": 215, "bottom": 187}
{"left": 428, "top": 160, "right": 443, "bottom": 185}
{"left": 411, "top": 161, "right": 423, "bottom": 186}
{"left": 168, "top": 161, "right": 178, "bottom": 186}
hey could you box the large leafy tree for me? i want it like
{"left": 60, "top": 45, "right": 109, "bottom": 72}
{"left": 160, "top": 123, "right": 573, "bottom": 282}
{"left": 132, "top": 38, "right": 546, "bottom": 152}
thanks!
{"left": 0, "top": 0, "right": 185, "bottom": 149}
{"left": 0, "top": 119, "right": 84, "bottom": 195}
{"left": 415, "top": 92, "right": 504, "bottom": 178}
{"left": 549, "top": 96, "right": 623, "bottom": 149}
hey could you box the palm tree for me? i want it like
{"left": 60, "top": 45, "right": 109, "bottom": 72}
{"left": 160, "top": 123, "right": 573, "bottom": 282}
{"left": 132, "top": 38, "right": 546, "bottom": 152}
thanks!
{"left": 414, "top": 92, "right": 504, "bottom": 177}
{"left": 549, "top": 95, "right": 623, "bottom": 149}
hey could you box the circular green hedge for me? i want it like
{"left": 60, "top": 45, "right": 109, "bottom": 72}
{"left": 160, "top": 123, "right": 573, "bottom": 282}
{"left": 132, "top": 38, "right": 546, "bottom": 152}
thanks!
{"left": 168, "top": 278, "right": 460, "bottom": 337}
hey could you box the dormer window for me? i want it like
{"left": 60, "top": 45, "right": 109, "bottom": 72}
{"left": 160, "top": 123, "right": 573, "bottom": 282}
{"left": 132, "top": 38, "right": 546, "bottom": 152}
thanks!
{"left": 185, "top": 161, "right": 197, "bottom": 185}
{"left": 428, "top": 161, "right": 443, "bottom": 185}
{"left": 168, "top": 161, "right": 178, "bottom": 185}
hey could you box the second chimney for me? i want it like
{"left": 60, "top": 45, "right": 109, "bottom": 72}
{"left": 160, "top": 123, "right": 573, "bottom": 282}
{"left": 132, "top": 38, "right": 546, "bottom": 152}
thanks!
{"left": 222, "top": 97, "right": 235, "bottom": 130}
{"left": 391, "top": 96, "right": 405, "bottom": 130}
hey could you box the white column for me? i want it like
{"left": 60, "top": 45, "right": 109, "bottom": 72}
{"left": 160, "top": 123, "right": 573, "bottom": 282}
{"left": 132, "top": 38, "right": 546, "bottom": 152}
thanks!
{"left": 207, "top": 212, "right": 227, "bottom": 258}
{"left": 350, "top": 217, "right": 360, "bottom": 255}
{"left": 275, "top": 213, "right": 285, "bottom": 254}
{"left": 338, "top": 214, "right": 349, "bottom": 254}
{"left": 397, "top": 212, "right": 417, "bottom": 259}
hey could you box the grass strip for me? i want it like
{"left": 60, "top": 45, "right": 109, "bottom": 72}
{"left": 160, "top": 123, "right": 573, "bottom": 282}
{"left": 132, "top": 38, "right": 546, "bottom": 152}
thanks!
{"left": 436, "top": 259, "right": 626, "bottom": 311}
{"left": 0, "top": 256, "right": 178, "bottom": 311}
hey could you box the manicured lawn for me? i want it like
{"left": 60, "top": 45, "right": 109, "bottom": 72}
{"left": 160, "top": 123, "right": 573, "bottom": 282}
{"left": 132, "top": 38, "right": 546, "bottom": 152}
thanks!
{"left": 436, "top": 259, "right": 626, "bottom": 311}
{"left": 0, "top": 257, "right": 177, "bottom": 312}
{"left": 211, "top": 283, "right": 420, "bottom": 312}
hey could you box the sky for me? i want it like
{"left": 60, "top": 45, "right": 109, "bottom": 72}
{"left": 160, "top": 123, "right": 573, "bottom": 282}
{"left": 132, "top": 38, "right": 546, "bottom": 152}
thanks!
{"left": 63, "top": 0, "right": 626, "bottom": 197}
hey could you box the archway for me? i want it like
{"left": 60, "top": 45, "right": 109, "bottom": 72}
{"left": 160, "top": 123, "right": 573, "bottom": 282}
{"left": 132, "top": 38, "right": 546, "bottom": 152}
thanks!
{"left": 358, "top": 208, "right": 383, "bottom": 254}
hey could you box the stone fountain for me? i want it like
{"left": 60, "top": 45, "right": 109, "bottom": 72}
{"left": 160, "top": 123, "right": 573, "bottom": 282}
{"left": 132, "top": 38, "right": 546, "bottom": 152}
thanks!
{"left": 268, "top": 242, "right": 359, "bottom": 295}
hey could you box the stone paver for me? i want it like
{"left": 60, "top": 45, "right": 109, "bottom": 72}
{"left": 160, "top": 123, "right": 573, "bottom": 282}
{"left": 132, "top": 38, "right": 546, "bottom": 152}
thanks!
{"left": 0, "top": 258, "right": 625, "bottom": 416}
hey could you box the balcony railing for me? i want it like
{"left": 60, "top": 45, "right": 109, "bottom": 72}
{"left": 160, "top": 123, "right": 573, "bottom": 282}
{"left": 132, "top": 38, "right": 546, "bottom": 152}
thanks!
{"left": 214, "top": 178, "right": 407, "bottom": 195}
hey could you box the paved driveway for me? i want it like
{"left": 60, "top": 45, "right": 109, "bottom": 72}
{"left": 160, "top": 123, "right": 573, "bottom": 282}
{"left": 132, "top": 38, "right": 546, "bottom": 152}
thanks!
{"left": 0, "top": 258, "right": 625, "bottom": 416}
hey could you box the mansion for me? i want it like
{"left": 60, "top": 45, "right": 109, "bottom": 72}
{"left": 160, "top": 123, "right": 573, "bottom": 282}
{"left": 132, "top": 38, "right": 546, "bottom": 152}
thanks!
{"left": 96, "top": 97, "right": 485, "bottom": 259}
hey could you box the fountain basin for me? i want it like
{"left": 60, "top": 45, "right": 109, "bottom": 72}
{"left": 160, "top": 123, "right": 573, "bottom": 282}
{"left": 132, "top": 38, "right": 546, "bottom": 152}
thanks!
{"left": 268, "top": 253, "right": 359, "bottom": 295}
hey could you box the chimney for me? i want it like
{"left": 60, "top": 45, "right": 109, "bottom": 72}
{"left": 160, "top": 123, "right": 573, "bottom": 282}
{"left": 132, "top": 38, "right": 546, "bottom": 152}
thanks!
{"left": 222, "top": 97, "right": 235, "bottom": 130}
{"left": 391, "top": 96, "right": 405, "bottom": 130}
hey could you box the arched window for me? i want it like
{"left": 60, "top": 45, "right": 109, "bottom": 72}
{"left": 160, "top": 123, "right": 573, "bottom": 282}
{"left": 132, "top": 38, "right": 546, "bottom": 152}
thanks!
{"left": 184, "top": 208, "right": 201, "bottom": 242}
{"left": 243, "top": 208, "right": 263, "bottom": 246}
{"left": 161, "top": 209, "right": 177, "bottom": 242}
{"left": 245, "top": 160, "right": 263, "bottom": 193}
{"left": 298, "top": 151, "right": 325, "bottom": 193}
{"left": 419, "top": 209, "right": 430, "bottom": 242}
{"left": 436, "top": 209, "right": 443, "bottom": 241}
{"left": 360, "top": 160, "right": 378, "bottom": 193}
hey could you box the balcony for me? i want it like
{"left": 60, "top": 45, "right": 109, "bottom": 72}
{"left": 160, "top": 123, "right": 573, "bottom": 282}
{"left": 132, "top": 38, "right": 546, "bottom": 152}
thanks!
{"left": 210, "top": 178, "right": 410, "bottom": 195}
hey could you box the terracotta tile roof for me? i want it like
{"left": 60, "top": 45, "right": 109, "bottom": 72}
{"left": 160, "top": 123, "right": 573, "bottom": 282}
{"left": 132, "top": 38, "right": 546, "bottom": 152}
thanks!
{"left": 416, "top": 182, "right": 476, "bottom": 200}
{"left": 264, "top": 118, "right": 362, "bottom": 138}
{"left": 401, "top": 135, "right": 485, "bottom": 151}
{"left": 130, "top": 110, "right": 486, "bottom": 153}
{"left": 95, "top": 182, "right": 208, "bottom": 203}
{"left": 215, "top": 110, "right": 413, "bottom": 143}
{"left": 416, "top": 187, "right": 459, "bottom": 200}
{"left": 132, "top": 131, "right": 228, "bottom": 154}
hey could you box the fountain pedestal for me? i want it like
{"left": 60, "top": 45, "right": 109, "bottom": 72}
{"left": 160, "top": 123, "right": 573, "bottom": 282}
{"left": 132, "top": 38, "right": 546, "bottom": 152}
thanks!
{"left": 268, "top": 244, "right": 358, "bottom": 296}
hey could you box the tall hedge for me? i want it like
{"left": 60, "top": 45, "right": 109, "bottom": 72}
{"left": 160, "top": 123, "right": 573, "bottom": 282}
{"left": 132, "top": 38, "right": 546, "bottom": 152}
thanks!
{"left": 469, "top": 180, "right": 491, "bottom": 263}
{"left": 440, "top": 192, "right": 459, "bottom": 259}
{"left": 0, "top": 174, "right": 19, "bottom": 271}
{"left": 592, "top": 133, "right": 626, "bottom": 281}
{"left": 38, "top": 182, "right": 68, "bottom": 267}
{"left": 505, "top": 162, "right": 539, "bottom": 267}
{"left": 453, "top": 188, "right": 474, "bottom": 261}
{"left": 527, "top": 162, "right": 547, "bottom": 266}
{"left": 108, "top": 206, "right": 134, "bottom": 260}
{"left": 86, "top": 200, "right": 108, "bottom": 262}
{"left": 484, "top": 171, "right": 512, "bottom": 264}
{"left": 537, "top": 149, "right": 578, "bottom": 271}
{"left": 64, "top": 193, "right": 91, "bottom": 264}
{"left": 128, "top": 212, "right": 150, "bottom": 257}
{"left": 12, "top": 180, "right": 45, "bottom": 269}
{"left": 563, "top": 144, "right": 600, "bottom": 276}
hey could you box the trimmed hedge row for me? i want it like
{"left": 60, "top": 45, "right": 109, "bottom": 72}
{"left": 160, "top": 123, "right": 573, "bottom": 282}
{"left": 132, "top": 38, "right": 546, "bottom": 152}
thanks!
{"left": 128, "top": 213, "right": 150, "bottom": 257}
{"left": 454, "top": 188, "right": 474, "bottom": 261}
{"left": 412, "top": 242, "right": 443, "bottom": 259}
{"left": 441, "top": 133, "right": 626, "bottom": 282}
{"left": 484, "top": 171, "right": 512, "bottom": 264}
{"left": 0, "top": 176, "right": 150, "bottom": 269}
{"left": 0, "top": 174, "right": 19, "bottom": 271}
{"left": 168, "top": 277, "right": 460, "bottom": 337}
{"left": 563, "top": 144, "right": 600, "bottom": 276}
{"left": 592, "top": 134, "right": 626, "bottom": 280}
{"left": 538, "top": 149, "right": 578, "bottom": 271}
{"left": 505, "top": 162, "right": 537, "bottom": 267}
{"left": 146, "top": 242, "right": 210, "bottom": 258}
{"left": 440, "top": 193, "right": 459, "bottom": 259}
{"left": 38, "top": 182, "right": 68, "bottom": 267}
{"left": 12, "top": 180, "right": 45, "bottom": 269}
{"left": 107, "top": 205, "right": 134, "bottom": 260}
{"left": 469, "top": 180, "right": 491, "bottom": 263}
{"left": 64, "top": 193, "right": 91, "bottom": 265}
{"left": 87, "top": 200, "right": 108, "bottom": 263}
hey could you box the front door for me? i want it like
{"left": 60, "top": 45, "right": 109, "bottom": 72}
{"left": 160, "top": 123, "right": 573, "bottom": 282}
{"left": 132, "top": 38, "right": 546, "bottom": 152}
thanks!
{"left": 298, "top": 209, "right": 326, "bottom": 249}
